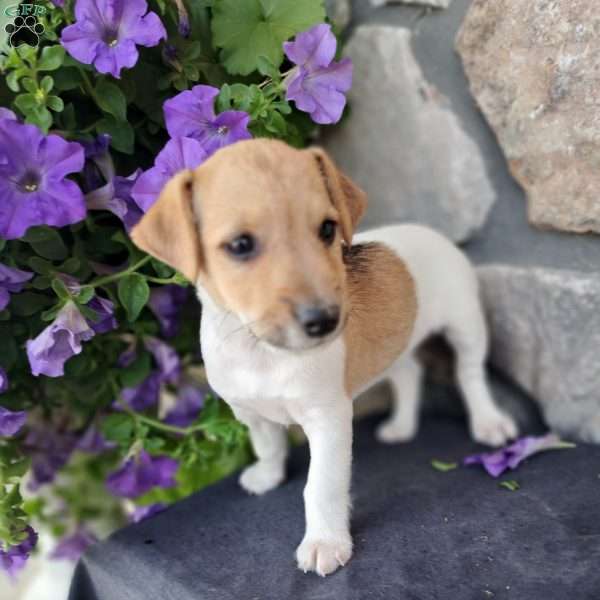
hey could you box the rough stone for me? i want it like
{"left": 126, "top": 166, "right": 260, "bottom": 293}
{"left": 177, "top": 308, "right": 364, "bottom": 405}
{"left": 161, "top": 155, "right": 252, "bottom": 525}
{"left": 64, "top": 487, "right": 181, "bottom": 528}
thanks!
{"left": 325, "top": 0, "right": 351, "bottom": 30}
{"left": 323, "top": 25, "right": 495, "bottom": 243}
{"left": 478, "top": 264, "right": 600, "bottom": 443}
{"left": 456, "top": 0, "right": 600, "bottom": 235}
{"left": 370, "top": 0, "right": 453, "bottom": 8}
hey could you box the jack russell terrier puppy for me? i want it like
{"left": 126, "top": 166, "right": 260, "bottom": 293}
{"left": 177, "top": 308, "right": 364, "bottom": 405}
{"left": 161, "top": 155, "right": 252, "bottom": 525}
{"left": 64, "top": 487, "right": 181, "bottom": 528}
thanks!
{"left": 131, "top": 139, "right": 518, "bottom": 577}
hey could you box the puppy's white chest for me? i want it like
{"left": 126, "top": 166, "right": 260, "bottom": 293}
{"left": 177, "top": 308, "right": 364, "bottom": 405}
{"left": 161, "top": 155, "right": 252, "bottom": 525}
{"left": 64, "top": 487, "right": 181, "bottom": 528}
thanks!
{"left": 199, "top": 301, "right": 347, "bottom": 426}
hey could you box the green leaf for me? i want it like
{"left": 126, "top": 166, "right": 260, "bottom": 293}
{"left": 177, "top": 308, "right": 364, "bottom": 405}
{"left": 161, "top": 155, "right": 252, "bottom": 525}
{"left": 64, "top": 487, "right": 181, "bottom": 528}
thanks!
{"left": 256, "top": 54, "right": 280, "bottom": 80}
{"left": 37, "top": 45, "right": 65, "bottom": 71}
{"left": 10, "top": 292, "right": 54, "bottom": 316}
{"left": 95, "top": 79, "right": 127, "bottom": 122}
{"left": 151, "top": 259, "right": 174, "bottom": 279}
{"left": 216, "top": 83, "right": 231, "bottom": 112}
{"left": 119, "top": 352, "right": 151, "bottom": 388}
{"left": 26, "top": 106, "right": 53, "bottom": 133}
{"left": 101, "top": 414, "right": 134, "bottom": 445}
{"left": 14, "top": 93, "right": 39, "bottom": 113}
{"left": 75, "top": 287, "right": 95, "bottom": 305}
{"left": 40, "top": 75, "right": 54, "bottom": 94}
{"left": 21, "top": 77, "right": 37, "bottom": 94}
{"left": 118, "top": 274, "right": 150, "bottom": 321}
{"left": 27, "top": 256, "right": 54, "bottom": 275}
{"left": 23, "top": 227, "right": 68, "bottom": 260}
{"left": 6, "top": 70, "right": 22, "bottom": 92}
{"left": 31, "top": 275, "right": 52, "bottom": 290}
{"left": 212, "top": 0, "right": 326, "bottom": 75}
{"left": 96, "top": 116, "right": 134, "bottom": 154}
{"left": 53, "top": 68, "right": 82, "bottom": 92}
{"left": 51, "top": 277, "right": 71, "bottom": 300}
{"left": 499, "top": 480, "right": 520, "bottom": 492}
{"left": 46, "top": 96, "right": 64, "bottom": 112}
{"left": 431, "top": 460, "right": 458, "bottom": 472}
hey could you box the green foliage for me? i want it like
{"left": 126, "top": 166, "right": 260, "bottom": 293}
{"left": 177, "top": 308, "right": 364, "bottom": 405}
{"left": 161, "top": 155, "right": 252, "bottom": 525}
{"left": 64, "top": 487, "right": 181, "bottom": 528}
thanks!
{"left": 0, "top": 0, "right": 338, "bottom": 555}
{"left": 212, "top": 0, "right": 325, "bottom": 75}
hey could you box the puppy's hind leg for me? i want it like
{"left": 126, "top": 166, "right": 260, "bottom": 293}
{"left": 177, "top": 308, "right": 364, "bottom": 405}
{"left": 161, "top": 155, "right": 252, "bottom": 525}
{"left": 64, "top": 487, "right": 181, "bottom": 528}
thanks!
{"left": 376, "top": 353, "right": 423, "bottom": 444}
{"left": 234, "top": 407, "right": 288, "bottom": 495}
{"left": 447, "top": 307, "right": 518, "bottom": 447}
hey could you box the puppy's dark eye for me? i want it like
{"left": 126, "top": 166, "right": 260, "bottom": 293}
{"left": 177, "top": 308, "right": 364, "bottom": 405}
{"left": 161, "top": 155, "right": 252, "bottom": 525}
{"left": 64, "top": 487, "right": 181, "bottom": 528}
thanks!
{"left": 224, "top": 234, "right": 257, "bottom": 260}
{"left": 319, "top": 219, "right": 337, "bottom": 245}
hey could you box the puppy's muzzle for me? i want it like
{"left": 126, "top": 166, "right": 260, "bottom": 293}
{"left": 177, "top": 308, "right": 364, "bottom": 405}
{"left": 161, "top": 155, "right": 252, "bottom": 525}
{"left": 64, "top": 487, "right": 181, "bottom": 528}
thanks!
{"left": 293, "top": 303, "right": 340, "bottom": 338}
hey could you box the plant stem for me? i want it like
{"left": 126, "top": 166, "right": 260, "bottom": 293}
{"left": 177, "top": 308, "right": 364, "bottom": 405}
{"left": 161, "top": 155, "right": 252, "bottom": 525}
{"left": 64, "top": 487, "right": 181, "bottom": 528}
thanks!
{"left": 78, "top": 67, "right": 102, "bottom": 109}
{"left": 83, "top": 256, "right": 152, "bottom": 289}
{"left": 143, "top": 275, "right": 182, "bottom": 285}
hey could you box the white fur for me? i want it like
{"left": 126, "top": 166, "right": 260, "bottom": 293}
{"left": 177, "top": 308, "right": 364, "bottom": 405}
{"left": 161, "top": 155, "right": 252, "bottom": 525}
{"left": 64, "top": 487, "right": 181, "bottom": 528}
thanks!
{"left": 197, "top": 224, "right": 517, "bottom": 576}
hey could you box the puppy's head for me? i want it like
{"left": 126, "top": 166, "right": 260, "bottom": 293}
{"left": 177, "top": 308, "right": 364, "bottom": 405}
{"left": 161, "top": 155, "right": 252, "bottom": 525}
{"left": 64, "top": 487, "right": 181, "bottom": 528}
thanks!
{"left": 131, "top": 139, "right": 367, "bottom": 351}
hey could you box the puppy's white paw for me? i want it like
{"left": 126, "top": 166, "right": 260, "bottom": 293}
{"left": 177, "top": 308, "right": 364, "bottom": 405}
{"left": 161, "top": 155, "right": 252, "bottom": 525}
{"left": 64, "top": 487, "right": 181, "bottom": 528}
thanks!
{"left": 470, "top": 409, "right": 518, "bottom": 447}
{"left": 239, "top": 461, "right": 284, "bottom": 495}
{"left": 296, "top": 535, "right": 353, "bottom": 577}
{"left": 376, "top": 418, "right": 417, "bottom": 444}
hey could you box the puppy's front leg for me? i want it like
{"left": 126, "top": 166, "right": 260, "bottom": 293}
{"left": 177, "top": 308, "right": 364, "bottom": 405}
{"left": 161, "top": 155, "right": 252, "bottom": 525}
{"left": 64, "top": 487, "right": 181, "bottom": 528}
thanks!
{"left": 234, "top": 407, "right": 288, "bottom": 495}
{"left": 296, "top": 402, "right": 353, "bottom": 577}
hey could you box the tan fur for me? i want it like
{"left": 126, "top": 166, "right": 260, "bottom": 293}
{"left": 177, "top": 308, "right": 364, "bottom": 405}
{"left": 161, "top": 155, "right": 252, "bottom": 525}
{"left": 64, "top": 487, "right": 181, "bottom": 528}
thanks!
{"left": 131, "top": 139, "right": 370, "bottom": 349}
{"left": 343, "top": 243, "right": 418, "bottom": 397}
{"left": 130, "top": 170, "right": 201, "bottom": 282}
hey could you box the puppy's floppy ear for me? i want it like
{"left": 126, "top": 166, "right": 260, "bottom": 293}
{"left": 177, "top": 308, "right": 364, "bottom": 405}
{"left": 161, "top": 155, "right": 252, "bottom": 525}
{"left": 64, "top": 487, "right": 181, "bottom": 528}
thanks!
{"left": 310, "top": 147, "right": 368, "bottom": 244}
{"left": 130, "top": 169, "right": 202, "bottom": 282}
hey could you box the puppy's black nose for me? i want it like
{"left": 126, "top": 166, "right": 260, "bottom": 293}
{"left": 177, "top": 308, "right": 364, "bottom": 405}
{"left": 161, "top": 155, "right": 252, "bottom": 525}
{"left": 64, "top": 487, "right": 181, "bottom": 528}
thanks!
{"left": 295, "top": 304, "right": 340, "bottom": 338}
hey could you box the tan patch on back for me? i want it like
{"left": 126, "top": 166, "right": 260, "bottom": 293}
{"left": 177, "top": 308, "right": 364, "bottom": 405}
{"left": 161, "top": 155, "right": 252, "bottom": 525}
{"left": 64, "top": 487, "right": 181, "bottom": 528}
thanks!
{"left": 343, "top": 243, "right": 418, "bottom": 397}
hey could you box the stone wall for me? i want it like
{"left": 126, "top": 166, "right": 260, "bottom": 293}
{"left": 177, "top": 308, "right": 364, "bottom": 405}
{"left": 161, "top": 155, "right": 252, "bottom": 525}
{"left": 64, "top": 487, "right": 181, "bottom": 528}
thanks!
{"left": 325, "top": 0, "right": 600, "bottom": 442}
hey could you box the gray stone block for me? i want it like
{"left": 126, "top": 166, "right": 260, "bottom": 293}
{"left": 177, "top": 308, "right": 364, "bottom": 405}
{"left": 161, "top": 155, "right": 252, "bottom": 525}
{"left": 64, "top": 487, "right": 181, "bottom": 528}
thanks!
{"left": 457, "top": 0, "right": 600, "bottom": 235}
{"left": 323, "top": 24, "right": 495, "bottom": 242}
{"left": 478, "top": 264, "right": 600, "bottom": 443}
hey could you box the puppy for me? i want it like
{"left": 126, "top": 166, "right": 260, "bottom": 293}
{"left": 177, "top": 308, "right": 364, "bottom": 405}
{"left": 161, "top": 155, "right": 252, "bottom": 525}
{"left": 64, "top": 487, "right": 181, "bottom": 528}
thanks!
{"left": 131, "top": 139, "right": 517, "bottom": 576}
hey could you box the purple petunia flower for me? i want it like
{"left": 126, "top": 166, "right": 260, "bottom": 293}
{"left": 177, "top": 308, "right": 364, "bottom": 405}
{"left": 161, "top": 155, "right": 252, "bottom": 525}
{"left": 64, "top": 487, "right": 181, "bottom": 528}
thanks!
{"left": 83, "top": 134, "right": 144, "bottom": 231}
{"left": 121, "top": 371, "right": 162, "bottom": 411}
{"left": 464, "top": 433, "right": 576, "bottom": 478}
{"left": 131, "top": 137, "right": 207, "bottom": 212}
{"left": 0, "top": 406, "right": 26, "bottom": 437}
{"left": 106, "top": 450, "right": 178, "bottom": 498}
{"left": 0, "top": 263, "right": 33, "bottom": 310}
{"left": 0, "top": 368, "right": 7, "bottom": 394}
{"left": 163, "top": 85, "right": 252, "bottom": 157}
{"left": 283, "top": 24, "right": 353, "bottom": 125}
{"left": 25, "top": 426, "right": 78, "bottom": 489}
{"left": 148, "top": 285, "right": 188, "bottom": 338}
{"left": 77, "top": 425, "right": 115, "bottom": 453}
{"left": 0, "top": 526, "right": 38, "bottom": 580}
{"left": 0, "top": 120, "right": 85, "bottom": 240}
{"left": 0, "top": 108, "right": 16, "bottom": 122}
{"left": 87, "top": 295, "right": 118, "bottom": 333}
{"left": 144, "top": 337, "right": 181, "bottom": 384}
{"left": 163, "top": 384, "right": 205, "bottom": 428}
{"left": 61, "top": 0, "right": 166, "bottom": 79}
{"left": 172, "top": 0, "right": 190, "bottom": 37}
{"left": 51, "top": 528, "right": 97, "bottom": 562}
{"left": 26, "top": 301, "right": 95, "bottom": 378}
{"left": 130, "top": 502, "right": 166, "bottom": 523}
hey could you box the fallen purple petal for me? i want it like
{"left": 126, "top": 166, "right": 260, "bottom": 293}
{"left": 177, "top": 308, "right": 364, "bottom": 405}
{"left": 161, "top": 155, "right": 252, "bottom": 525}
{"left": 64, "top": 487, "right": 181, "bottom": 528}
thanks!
{"left": 464, "top": 433, "right": 576, "bottom": 478}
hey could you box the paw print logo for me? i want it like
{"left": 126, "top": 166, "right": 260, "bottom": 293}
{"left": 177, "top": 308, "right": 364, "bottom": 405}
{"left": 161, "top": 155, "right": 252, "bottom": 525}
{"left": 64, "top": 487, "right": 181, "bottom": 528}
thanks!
{"left": 5, "top": 15, "right": 45, "bottom": 48}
